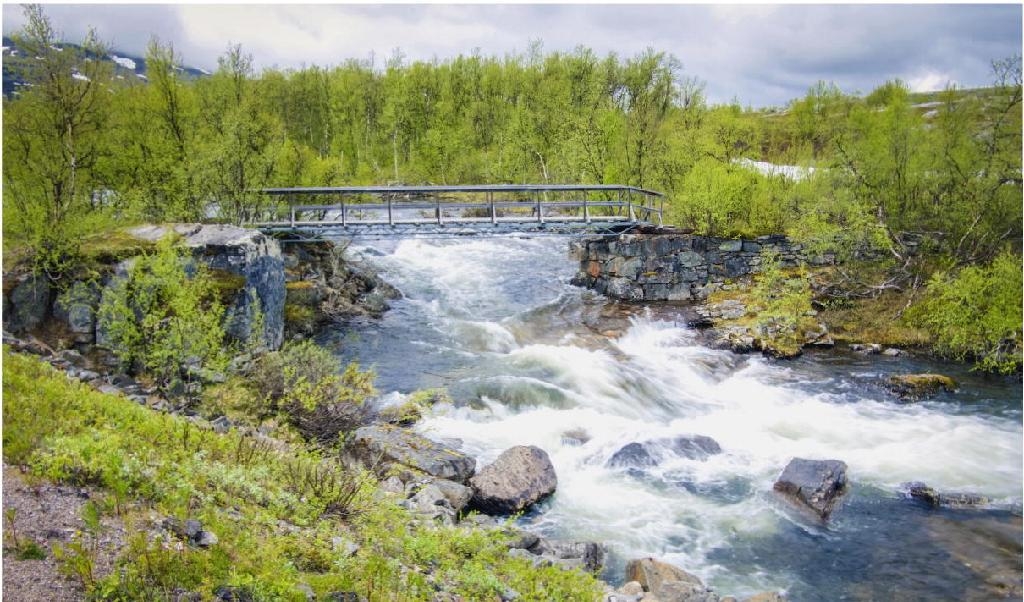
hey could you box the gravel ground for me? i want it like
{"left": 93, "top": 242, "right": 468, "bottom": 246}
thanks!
{"left": 2, "top": 464, "right": 125, "bottom": 601}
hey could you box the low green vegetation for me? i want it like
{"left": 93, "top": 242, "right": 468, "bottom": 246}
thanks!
{"left": 748, "top": 251, "right": 816, "bottom": 357}
{"left": 2, "top": 3, "right": 1020, "bottom": 372}
{"left": 2, "top": 349, "right": 605, "bottom": 601}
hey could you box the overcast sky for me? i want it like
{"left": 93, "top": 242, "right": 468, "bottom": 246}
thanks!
{"left": 3, "top": 3, "right": 1021, "bottom": 107}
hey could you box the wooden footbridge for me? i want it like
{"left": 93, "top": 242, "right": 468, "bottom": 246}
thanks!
{"left": 248, "top": 184, "right": 664, "bottom": 239}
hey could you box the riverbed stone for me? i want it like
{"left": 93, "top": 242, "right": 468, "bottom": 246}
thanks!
{"left": 906, "top": 482, "right": 990, "bottom": 508}
{"left": 625, "top": 557, "right": 704, "bottom": 595}
{"left": 527, "top": 539, "right": 606, "bottom": 573}
{"left": 773, "top": 458, "right": 848, "bottom": 520}
{"left": 608, "top": 442, "right": 659, "bottom": 469}
{"left": 469, "top": 445, "right": 557, "bottom": 515}
{"left": 924, "top": 513, "right": 1022, "bottom": 600}
{"left": 884, "top": 374, "right": 958, "bottom": 400}
{"left": 348, "top": 425, "right": 476, "bottom": 483}
{"left": 608, "top": 436, "right": 722, "bottom": 470}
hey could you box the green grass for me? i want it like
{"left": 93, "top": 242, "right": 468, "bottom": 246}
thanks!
{"left": 2, "top": 349, "right": 604, "bottom": 601}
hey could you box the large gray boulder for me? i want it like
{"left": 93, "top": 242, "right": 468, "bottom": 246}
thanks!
{"left": 348, "top": 425, "right": 475, "bottom": 483}
{"left": 773, "top": 458, "right": 848, "bottom": 520}
{"left": 469, "top": 445, "right": 557, "bottom": 515}
{"left": 128, "top": 224, "right": 285, "bottom": 350}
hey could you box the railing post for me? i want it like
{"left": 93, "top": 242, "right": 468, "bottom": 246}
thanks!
{"left": 627, "top": 189, "right": 635, "bottom": 222}
{"left": 583, "top": 195, "right": 590, "bottom": 224}
{"left": 536, "top": 196, "right": 543, "bottom": 223}
{"left": 290, "top": 205, "right": 295, "bottom": 228}
{"left": 341, "top": 197, "right": 347, "bottom": 227}
{"left": 436, "top": 195, "right": 443, "bottom": 225}
{"left": 489, "top": 192, "right": 496, "bottom": 224}
{"left": 387, "top": 193, "right": 394, "bottom": 226}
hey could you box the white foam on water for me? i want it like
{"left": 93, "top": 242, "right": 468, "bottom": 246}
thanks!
{"left": 350, "top": 236, "right": 1021, "bottom": 596}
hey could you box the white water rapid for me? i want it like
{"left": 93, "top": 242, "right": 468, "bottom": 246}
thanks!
{"left": 325, "top": 235, "right": 1022, "bottom": 600}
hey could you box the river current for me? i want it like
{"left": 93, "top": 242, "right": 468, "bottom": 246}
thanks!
{"left": 320, "top": 235, "right": 1022, "bottom": 601}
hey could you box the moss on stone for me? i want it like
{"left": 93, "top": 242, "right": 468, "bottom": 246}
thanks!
{"left": 208, "top": 269, "right": 247, "bottom": 304}
{"left": 283, "top": 302, "right": 319, "bottom": 336}
{"left": 886, "top": 373, "right": 958, "bottom": 400}
{"left": 79, "top": 229, "right": 158, "bottom": 264}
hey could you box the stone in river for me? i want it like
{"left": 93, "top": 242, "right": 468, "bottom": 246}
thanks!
{"left": 773, "top": 458, "right": 848, "bottom": 520}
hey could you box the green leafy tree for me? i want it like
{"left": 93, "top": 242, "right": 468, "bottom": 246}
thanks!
{"left": 194, "top": 44, "right": 285, "bottom": 223}
{"left": 2, "top": 4, "right": 115, "bottom": 275}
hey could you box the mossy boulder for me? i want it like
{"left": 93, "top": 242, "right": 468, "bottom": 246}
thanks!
{"left": 885, "top": 373, "right": 958, "bottom": 400}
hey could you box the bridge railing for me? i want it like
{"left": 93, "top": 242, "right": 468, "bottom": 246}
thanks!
{"left": 247, "top": 184, "right": 663, "bottom": 231}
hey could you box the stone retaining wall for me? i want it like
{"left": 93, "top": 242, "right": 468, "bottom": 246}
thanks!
{"left": 570, "top": 233, "right": 833, "bottom": 302}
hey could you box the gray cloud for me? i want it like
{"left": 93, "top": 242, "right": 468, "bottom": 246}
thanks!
{"left": 2, "top": 4, "right": 1020, "bottom": 107}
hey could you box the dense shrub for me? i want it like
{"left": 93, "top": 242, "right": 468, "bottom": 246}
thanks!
{"left": 749, "top": 250, "right": 815, "bottom": 355}
{"left": 251, "top": 340, "right": 375, "bottom": 444}
{"left": 910, "top": 251, "right": 1023, "bottom": 373}
{"left": 96, "top": 236, "right": 228, "bottom": 387}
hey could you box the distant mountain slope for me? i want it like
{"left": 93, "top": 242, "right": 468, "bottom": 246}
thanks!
{"left": 2, "top": 36, "right": 209, "bottom": 96}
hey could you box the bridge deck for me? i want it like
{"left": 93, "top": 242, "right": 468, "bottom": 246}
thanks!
{"left": 249, "top": 184, "right": 663, "bottom": 237}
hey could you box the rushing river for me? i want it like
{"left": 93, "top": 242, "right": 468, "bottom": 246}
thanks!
{"left": 320, "top": 235, "right": 1022, "bottom": 601}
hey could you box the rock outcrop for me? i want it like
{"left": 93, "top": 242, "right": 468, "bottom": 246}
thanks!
{"left": 347, "top": 425, "right": 476, "bottom": 483}
{"left": 773, "top": 458, "right": 848, "bottom": 520}
{"left": 128, "top": 224, "right": 285, "bottom": 350}
{"left": 4, "top": 273, "right": 53, "bottom": 333}
{"left": 3, "top": 223, "right": 287, "bottom": 352}
{"left": 469, "top": 445, "right": 558, "bottom": 515}
{"left": 280, "top": 241, "right": 400, "bottom": 336}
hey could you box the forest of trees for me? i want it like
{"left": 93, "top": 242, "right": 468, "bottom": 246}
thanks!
{"left": 3, "top": 6, "right": 1021, "bottom": 370}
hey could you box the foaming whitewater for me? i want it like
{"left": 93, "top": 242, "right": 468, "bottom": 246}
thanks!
{"left": 326, "top": 235, "right": 1022, "bottom": 600}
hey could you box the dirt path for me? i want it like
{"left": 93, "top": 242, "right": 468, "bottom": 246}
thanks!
{"left": 2, "top": 464, "right": 125, "bottom": 601}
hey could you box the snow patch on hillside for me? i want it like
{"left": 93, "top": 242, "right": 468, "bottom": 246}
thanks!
{"left": 735, "top": 158, "right": 814, "bottom": 181}
{"left": 111, "top": 55, "right": 137, "bottom": 71}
